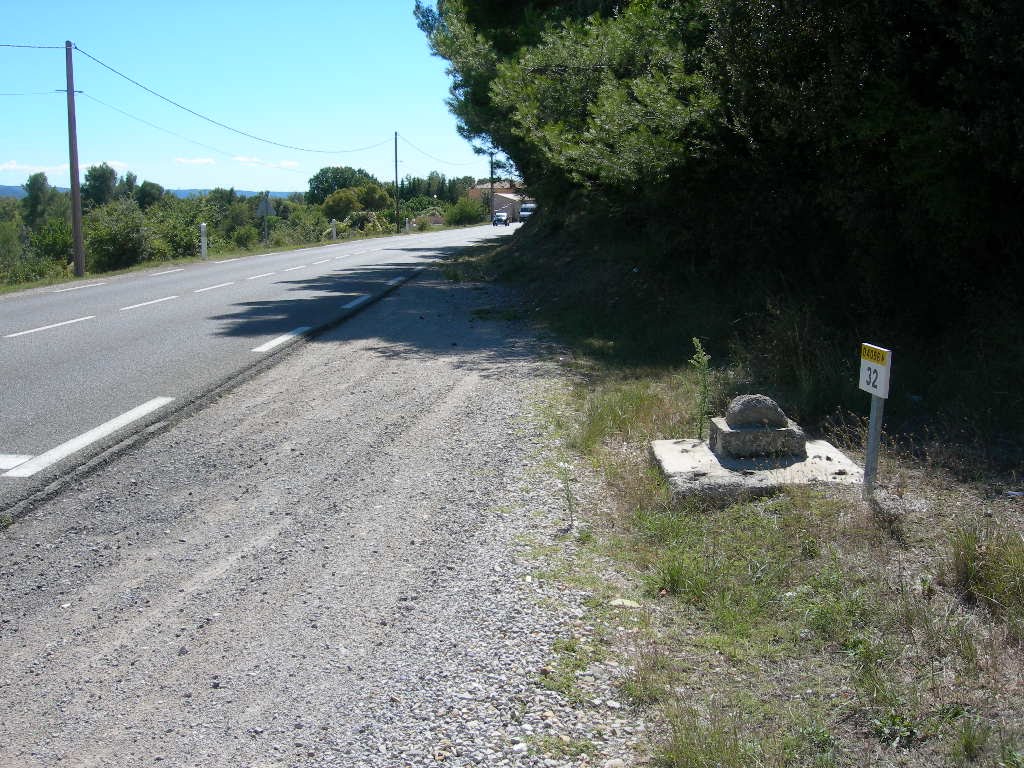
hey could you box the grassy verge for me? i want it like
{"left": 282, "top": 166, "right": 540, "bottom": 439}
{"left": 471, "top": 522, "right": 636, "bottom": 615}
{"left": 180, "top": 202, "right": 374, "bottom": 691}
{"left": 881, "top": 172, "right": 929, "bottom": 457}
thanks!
{"left": 445, "top": 230, "right": 1024, "bottom": 767}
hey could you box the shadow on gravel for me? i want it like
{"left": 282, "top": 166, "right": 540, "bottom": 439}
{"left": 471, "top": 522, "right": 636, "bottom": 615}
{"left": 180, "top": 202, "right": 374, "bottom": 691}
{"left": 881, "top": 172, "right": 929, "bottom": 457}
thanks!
{"left": 209, "top": 238, "right": 538, "bottom": 374}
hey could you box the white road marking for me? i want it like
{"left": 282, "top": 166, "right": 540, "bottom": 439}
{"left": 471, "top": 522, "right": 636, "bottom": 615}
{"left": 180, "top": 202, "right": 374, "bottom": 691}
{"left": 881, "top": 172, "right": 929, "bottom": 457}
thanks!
{"left": 246, "top": 272, "right": 276, "bottom": 280}
{"left": 212, "top": 258, "right": 238, "bottom": 264}
{"left": 3, "top": 397, "right": 174, "bottom": 478}
{"left": 4, "top": 315, "right": 95, "bottom": 338}
{"left": 313, "top": 259, "right": 329, "bottom": 265}
{"left": 251, "top": 326, "right": 311, "bottom": 353}
{"left": 193, "top": 282, "right": 235, "bottom": 293}
{"left": 120, "top": 295, "right": 178, "bottom": 312}
{"left": 0, "top": 454, "right": 32, "bottom": 470}
{"left": 152, "top": 268, "right": 184, "bottom": 276}
{"left": 343, "top": 295, "right": 370, "bottom": 309}
{"left": 52, "top": 282, "right": 106, "bottom": 293}
{"left": 283, "top": 265, "right": 306, "bottom": 272}
{"left": 386, "top": 277, "right": 403, "bottom": 286}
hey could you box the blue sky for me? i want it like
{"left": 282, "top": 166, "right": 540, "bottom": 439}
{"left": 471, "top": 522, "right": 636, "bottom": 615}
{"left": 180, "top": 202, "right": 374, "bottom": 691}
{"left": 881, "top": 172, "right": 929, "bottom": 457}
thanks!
{"left": 1, "top": 2, "right": 487, "bottom": 193}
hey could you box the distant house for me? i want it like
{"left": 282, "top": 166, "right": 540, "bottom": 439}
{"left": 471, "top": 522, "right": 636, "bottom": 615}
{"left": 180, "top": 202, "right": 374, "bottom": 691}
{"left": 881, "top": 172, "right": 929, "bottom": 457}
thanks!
{"left": 468, "top": 181, "right": 533, "bottom": 220}
{"left": 467, "top": 180, "right": 521, "bottom": 202}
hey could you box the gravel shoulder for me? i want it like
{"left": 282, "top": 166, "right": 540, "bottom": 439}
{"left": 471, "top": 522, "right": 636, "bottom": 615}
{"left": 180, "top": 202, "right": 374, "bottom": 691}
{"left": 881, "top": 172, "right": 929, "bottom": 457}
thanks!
{"left": 0, "top": 269, "right": 640, "bottom": 767}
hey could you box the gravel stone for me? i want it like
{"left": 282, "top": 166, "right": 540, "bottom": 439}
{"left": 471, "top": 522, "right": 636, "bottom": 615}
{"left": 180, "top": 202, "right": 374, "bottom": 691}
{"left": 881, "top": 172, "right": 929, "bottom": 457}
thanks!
{"left": 0, "top": 270, "right": 643, "bottom": 767}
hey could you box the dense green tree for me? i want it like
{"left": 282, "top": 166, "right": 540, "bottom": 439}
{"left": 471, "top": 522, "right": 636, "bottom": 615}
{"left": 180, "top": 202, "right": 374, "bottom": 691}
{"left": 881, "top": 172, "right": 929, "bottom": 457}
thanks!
{"left": 357, "top": 184, "right": 391, "bottom": 211}
{"left": 82, "top": 163, "right": 118, "bottom": 210}
{"left": 134, "top": 180, "right": 165, "bottom": 210}
{"left": 307, "top": 166, "right": 377, "bottom": 205}
{"left": 322, "top": 188, "right": 363, "bottom": 221}
{"left": 115, "top": 171, "right": 138, "bottom": 200}
{"left": 84, "top": 198, "right": 147, "bottom": 271}
{"left": 21, "top": 173, "right": 57, "bottom": 229}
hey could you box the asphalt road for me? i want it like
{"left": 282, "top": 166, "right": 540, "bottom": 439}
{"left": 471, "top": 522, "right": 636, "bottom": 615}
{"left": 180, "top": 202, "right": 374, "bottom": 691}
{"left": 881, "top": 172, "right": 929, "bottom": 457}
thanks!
{"left": 0, "top": 224, "right": 513, "bottom": 503}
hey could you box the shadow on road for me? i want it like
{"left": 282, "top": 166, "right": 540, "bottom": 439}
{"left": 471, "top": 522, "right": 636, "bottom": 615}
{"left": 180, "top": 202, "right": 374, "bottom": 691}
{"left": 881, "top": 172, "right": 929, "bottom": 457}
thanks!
{"left": 209, "top": 237, "right": 539, "bottom": 374}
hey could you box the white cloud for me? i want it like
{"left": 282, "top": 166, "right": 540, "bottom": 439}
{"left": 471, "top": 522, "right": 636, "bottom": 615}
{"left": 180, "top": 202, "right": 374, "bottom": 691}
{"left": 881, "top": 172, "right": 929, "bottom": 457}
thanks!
{"left": 175, "top": 157, "right": 216, "bottom": 166}
{"left": 1, "top": 160, "right": 70, "bottom": 175}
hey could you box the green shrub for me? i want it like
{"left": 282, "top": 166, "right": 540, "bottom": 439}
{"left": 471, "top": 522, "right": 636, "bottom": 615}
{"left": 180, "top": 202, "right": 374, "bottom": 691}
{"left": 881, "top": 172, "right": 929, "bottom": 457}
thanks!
{"left": 232, "top": 225, "right": 259, "bottom": 249}
{"left": 85, "top": 198, "right": 148, "bottom": 271}
{"left": 951, "top": 523, "right": 1024, "bottom": 635}
{"left": 28, "top": 218, "right": 71, "bottom": 263}
{"left": 445, "top": 196, "right": 485, "bottom": 226}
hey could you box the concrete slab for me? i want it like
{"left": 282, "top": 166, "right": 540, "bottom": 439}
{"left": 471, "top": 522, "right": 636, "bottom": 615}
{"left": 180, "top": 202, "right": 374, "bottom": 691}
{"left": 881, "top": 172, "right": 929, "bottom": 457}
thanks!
{"left": 651, "top": 438, "right": 863, "bottom": 502}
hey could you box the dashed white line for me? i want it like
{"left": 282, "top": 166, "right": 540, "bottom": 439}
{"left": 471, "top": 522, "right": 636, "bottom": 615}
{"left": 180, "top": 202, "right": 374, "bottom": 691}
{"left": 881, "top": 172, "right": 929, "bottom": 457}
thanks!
{"left": 251, "top": 326, "right": 311, "bottom": 353}
{"left": 246, "top": 272, "right": 276, "bottom": 280}
{"left": 152, "top": 268, "right": 184, "bottom": 276}
{"left": 313, "top": 259, "right": 330, "bottom": 265}
{"left": 4, "top": 315, "right": 95, "bottom": 338}
{"left": 343, "top": 295, "right": 370, "bottom": 310}
{"left": 283, "top": 265, "right": 306, "bottom": 272}
{"left": 119, "top": 295, "right": 178, "bottom": 312}
{"left": 52, "top": 282, "right": 106, "bottom": 293}
{"left": 3, "top": 397, "right": 174, "bottom": 478}
{"left": 193, "top": 282, "right": 235, "bottom": 293}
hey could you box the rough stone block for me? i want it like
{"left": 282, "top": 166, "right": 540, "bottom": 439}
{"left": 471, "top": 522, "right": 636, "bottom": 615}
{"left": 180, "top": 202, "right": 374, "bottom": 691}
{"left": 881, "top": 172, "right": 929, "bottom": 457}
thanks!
{"left": 708, "top": 416, "right": 807, "bottom": 459}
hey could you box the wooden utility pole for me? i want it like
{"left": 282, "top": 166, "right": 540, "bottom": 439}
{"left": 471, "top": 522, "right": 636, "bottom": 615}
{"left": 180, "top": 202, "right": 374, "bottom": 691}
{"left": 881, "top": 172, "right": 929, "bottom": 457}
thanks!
{"left": 65, "top": 41, "right": 85, "bottom": 277}
{"left": 394, "top": 132, "right": 400, "bottom": 234}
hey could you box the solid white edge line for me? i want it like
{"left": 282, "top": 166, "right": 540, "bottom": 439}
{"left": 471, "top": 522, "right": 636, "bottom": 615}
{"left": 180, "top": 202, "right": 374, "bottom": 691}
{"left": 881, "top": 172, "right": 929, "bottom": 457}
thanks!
{"left": 251, "top": 326, "right": 311, "bottom": 353}
{"left": 52, "top": 282, "right": 106, "bottom": 293}
{"left": 246, "top": 272, "right": 276, "bottom": 280}
{"left": 4, "top": 315, "right": 95, "bottom": 338}
{"left": 343, "top": 295, "right": 370, "bottom": 310}
{"left": 0, "top": 454, "right": 33, "bottom": 470}
{"left": 212, "top": 258, "right": 238, "bottom": 264}
{"left": 152, "top": 268, "right": 184, "bottom": 276}
{"left": 3, "top": 397, "right": 174, "bottom": 478}
{"left": 119, "top": 295, "right": 178, "bottom": 312}
{"left": 193, "top": 282, "right": 235, "bottom": 293}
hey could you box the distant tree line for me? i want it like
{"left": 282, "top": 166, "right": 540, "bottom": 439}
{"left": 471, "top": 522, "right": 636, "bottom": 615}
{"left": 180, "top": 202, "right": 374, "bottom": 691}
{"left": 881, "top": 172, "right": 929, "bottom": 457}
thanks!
{"left": 0, "top": 164, "right": 486, "bottom": 285}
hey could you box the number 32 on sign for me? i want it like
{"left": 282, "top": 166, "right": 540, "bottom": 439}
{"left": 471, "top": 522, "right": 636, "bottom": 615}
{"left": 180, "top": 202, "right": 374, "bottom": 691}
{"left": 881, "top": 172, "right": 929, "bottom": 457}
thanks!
{"left": 859, "top": 343, "right": 891, "bottom": 399}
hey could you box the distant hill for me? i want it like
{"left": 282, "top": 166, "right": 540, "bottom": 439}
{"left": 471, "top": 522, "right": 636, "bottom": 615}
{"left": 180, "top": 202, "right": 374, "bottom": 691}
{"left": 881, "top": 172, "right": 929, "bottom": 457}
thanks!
{"left": 0, "top": 185, "right": 299, "bottom": 200}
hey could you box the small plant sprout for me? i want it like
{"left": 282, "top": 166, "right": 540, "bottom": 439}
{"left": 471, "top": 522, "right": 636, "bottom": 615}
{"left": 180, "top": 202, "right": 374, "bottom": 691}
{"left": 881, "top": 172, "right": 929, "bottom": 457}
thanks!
{"left": 559, "top": 461, "right": 577, "bottom": 531}
{"left": 688, "top": 337, "right": 712, "bottom": 440}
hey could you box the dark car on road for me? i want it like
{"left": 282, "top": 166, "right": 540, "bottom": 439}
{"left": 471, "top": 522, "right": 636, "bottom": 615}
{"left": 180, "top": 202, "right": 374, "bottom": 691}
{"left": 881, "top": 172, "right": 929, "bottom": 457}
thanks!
{"left": 492, "top": 212, "right": 509, "bottom": 226}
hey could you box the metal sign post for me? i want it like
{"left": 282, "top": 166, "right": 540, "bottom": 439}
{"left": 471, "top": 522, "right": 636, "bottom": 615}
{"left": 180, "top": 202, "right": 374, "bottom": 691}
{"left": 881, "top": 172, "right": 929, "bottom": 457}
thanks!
{"left": 859, "top": 343, "right": 892, "bottom": 499}
{"left": 200, "top": 222, "right": 207, "bottom": 260}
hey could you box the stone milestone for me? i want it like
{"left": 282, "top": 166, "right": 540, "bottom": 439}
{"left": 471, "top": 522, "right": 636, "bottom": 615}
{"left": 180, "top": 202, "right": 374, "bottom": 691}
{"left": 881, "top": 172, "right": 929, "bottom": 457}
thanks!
{"left": 709, "top": 394, "right": 807, "bottom": 459}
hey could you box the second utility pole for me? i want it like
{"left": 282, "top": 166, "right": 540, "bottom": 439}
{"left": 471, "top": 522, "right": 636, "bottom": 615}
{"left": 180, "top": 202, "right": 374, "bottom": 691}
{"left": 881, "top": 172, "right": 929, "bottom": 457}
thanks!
{"left": 394, "top": 132, "right": 400, "bottom": 234}
{"left": 65, "top": 41, "right": 85, "bottom": 277}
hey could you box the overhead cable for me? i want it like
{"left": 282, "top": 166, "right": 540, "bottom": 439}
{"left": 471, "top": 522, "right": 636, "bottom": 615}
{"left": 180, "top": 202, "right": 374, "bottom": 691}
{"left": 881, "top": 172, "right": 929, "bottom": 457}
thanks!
{"left": 74, "top": 45, "right": 391, "bottom": 155}
{"left": 398, "top": 134, "right": 479, "bottom": 167}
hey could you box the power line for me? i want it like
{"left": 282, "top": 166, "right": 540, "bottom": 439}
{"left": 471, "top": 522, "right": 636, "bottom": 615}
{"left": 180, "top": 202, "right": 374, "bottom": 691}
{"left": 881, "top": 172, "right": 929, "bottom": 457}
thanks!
{"left": 0, "top": 43, "right": 64, "bottom": 49}
{"left": 81, "top": 92, "right": 235, "bottom": 158}
{"left": 0, "top": 90, "right": 62, "bottom": 96}
{"left": 398, "top": 134, "right": 479, "bottom": 168}
{"left": 74, "top": 45, "right": 391, "bottom": 155}
{"left": 81, "top": 92, "right": 308, "bottom": 175}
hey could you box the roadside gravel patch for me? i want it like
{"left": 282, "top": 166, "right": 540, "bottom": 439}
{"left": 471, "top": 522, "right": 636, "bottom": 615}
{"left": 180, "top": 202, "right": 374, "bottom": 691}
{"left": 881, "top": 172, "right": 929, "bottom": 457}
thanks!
{"left": 0, "top": 269, "right": 644, "bottom": 767}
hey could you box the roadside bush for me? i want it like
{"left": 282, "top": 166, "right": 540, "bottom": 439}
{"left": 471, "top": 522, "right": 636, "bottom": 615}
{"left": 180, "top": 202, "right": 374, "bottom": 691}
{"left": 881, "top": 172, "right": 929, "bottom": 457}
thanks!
{"left": 28, "top": 217, "right": 72, "bottom": 263}
{"left": 0, "top": 219, "right": 25, "bottom": 268}
{"left": 445, "top": 196, "right": 485, "bottom": 226}
{"left": 85, "top": 198, "right": 148, "bottom": 272}
{"left": 232, "top": 225, "right": 259, "bottom": 249}
{"left": 146, "top": 201, "right": 199, "bottom": 260}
